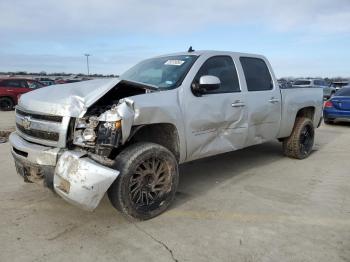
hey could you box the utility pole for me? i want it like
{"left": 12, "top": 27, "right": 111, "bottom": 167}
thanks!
{"left": 84, "top": 54, "right": 91, "bottom": 76}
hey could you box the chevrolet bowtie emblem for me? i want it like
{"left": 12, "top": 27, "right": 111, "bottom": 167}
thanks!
{"left": 22, "top": 116, "right": 32, "bottom": 130}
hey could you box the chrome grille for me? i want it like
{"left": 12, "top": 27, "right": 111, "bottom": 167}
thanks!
{"left": 15, "top": 107, "right": 70, "bottom": 148}
{"left": 16, "top": 123, "right": 59, "bottom": 142}
{"left": 16, "top": 108, "right": 63, "bottom": 123}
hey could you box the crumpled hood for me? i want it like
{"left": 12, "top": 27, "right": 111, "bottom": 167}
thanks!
{"left": 18, "top": 78, "right": 122, "bottom": 117}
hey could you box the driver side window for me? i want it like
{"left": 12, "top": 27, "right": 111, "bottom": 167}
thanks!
{"left": 193, "top": 56, "right": 240, "bottom": 94}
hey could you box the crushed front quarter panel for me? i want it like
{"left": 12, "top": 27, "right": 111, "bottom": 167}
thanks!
{"left": 98, "top": 98, "right": 135, "bottom": 144}
{"left": 54, "top": 151, "right": 119, "bottom": 211}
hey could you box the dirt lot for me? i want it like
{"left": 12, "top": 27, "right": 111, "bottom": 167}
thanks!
{"left": 0, "top": 111, "right": 15, "bottom": 139}
{"left": 0, "top": 112, "right": 349, "bottom": 262}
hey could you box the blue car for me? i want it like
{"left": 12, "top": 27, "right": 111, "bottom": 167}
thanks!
{"left": 323, "top": 87, "right": 350, "bottom": 124}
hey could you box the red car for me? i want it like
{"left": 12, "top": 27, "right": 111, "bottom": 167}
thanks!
{"left": 0, "top": 78, "right": 44, "bottom": 110}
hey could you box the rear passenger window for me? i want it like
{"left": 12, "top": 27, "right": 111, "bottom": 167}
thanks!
{"left": 240, "top": 57, "right": 273, "bottom": 91}
{"left": 193, "top": 56, "right": 240, "bottom": 94}
{"left": 1, "top": 80, "right": 22, "bottom": 88}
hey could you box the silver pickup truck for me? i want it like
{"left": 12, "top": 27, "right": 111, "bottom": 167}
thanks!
{"left": 9, "top": 51, "right": 323, "bottom": 220}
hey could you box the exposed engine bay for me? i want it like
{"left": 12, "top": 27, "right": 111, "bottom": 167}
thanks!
{"left": 71, "top": 80, "right": 156, "bottom": 157}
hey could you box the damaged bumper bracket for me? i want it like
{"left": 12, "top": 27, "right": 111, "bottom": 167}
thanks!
{"left": 54, "top": 151, "right": 119, "bottom": 211}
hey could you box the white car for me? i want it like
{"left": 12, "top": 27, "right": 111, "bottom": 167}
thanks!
{"left": 293, "top": 79, "right": 335, "bottom": 98}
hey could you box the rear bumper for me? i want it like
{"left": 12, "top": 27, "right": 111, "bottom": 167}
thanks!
{"left": 324, "top": 108, "right": 350, "bottom": 119}
{"left": 9, "top": 132, "right": 119, "bottom": 210}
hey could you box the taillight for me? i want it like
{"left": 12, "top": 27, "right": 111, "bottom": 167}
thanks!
{"left": 324, "top": 101, "right": 333, "bottom": 108}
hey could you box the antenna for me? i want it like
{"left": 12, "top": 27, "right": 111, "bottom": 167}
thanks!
{"left": 188, "top": 46, "right": 195, "bottom": 52}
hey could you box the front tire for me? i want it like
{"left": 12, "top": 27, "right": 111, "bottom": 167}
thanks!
{"left": 108, "top": 142, "right": 179, "bottom": 220}
{"left": 282, "top": 117, "right": 315, "bottom": 159}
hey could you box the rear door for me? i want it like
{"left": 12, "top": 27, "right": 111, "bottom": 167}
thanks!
{"left": 239, "top": 56, "right": 282, "bottom": 146}
{"left": 183, "top": 55, "right": 248, "bottom": 161}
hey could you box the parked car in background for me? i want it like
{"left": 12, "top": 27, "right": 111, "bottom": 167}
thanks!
{"left": 278, "top": 79, "right": 292, "bottom": 89}
{"left": 293, "top": 79, "right": 335, "bottom": 99}
{"left": 54, "top": 79, "right": 83, "bottom": 84}
{"left": 323, "top": 87, "right": 350, "bottom": 124}
{"left": 0, "top": 78, "right": 44, "bottom": 110}
{"left": 54, "top": 78, "right": 66, "bottom": 84}
{"left": 64, "top": 79, "right": 82, "bottom": 84}
{"left": 35, "top": 77, "right": 55, "bottom": 86}
{"left": 331, "top": 81, "right": 349, "bottom": 92}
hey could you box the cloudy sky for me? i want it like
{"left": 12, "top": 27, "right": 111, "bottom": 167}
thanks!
{"left": 0, "top": 0, "right": 349, "bottom": 77}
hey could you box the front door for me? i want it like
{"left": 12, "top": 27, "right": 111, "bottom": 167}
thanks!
{"left": 183, "top": 55, "right": 248, "bottom": 161}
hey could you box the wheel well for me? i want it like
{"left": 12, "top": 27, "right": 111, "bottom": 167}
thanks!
{"left": 128, "top": 123, "right": 180, "bottom": 162}
{"left": 296, "top": 107, "right": 315, "bottom": 121}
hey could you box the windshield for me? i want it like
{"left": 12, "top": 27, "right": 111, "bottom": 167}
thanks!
{"left": 335, "top": 87, "right": 350, "bottom": 96}
{"left": 294, "top": 80, "right": 311, "bottom": 85}
{"left": 121, "top": 55, "right": 197, "bottom": 89}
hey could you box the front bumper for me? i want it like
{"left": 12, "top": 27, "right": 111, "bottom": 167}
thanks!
{"left": 54, "top": 151, "right": 119, "bottom": 211}
{"left": 10, "top": 132, "right": 60, "bottom": 188}
{"left": 9, "top": 132, "right": 119, "bottom": 210}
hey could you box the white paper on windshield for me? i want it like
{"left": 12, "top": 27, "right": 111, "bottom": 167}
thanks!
{"left": 164, "top": 60, "right": 185, "bottom": 66}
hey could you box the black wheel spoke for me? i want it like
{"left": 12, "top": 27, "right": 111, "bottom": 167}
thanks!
{"left": 129, "top": 157, "right": 172, "bottom": 208}
{"left": 299, "top": 124, "right": 314, "bottom": 155}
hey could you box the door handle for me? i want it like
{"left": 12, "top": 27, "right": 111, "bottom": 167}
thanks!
{"left": 232, "top": 100, "right": 245, "bottom": 107}
{"left": 269, "top": 98, "right": 280, "bottom": 103}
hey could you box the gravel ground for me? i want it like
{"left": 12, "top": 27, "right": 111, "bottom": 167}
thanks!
{"left": 0, "top": 111, "right": 15, "bottom": 141}
{"left": 0, "top": 119, "right": 349, "bottom": 262}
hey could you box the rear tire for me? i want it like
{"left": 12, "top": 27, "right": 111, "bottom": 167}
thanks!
{"left": 108, "top": 142, "right": 179, "bottom": 220}
{"left": 0, "top": 97, "right": 14, "bottom": 111}
{"left": 282, "top": 117, "right": 315, "bottom": 159}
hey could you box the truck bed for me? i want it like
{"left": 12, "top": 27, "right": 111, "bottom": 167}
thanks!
{"left": 278, "top": 87, "right": 323, "bottom": 138}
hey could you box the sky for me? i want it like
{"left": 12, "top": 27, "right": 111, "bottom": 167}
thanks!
{"left": 0, "top": 0, "right": 349, "bottom": 78}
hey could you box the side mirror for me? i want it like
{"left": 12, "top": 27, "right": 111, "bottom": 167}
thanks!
{"left": 192, "top": 75, "right": 221, "bottom": 96}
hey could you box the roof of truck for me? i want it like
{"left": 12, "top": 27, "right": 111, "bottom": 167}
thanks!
{"left": 154, "top": 50, "right": 265, "bottom": 59}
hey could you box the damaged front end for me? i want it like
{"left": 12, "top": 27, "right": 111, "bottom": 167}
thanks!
{"left": 72, "top": 98, "right": 135, "bottom": 156}
{"left": 13, "top": 78, "right": 157, "bottom": 211}
{"left": 52, "top": 82, "right": 149, "bottom": 210}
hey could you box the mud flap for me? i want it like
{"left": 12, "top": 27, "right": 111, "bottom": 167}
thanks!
{"left": 53, "top": 151, "right": 119, "bottom": 211}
